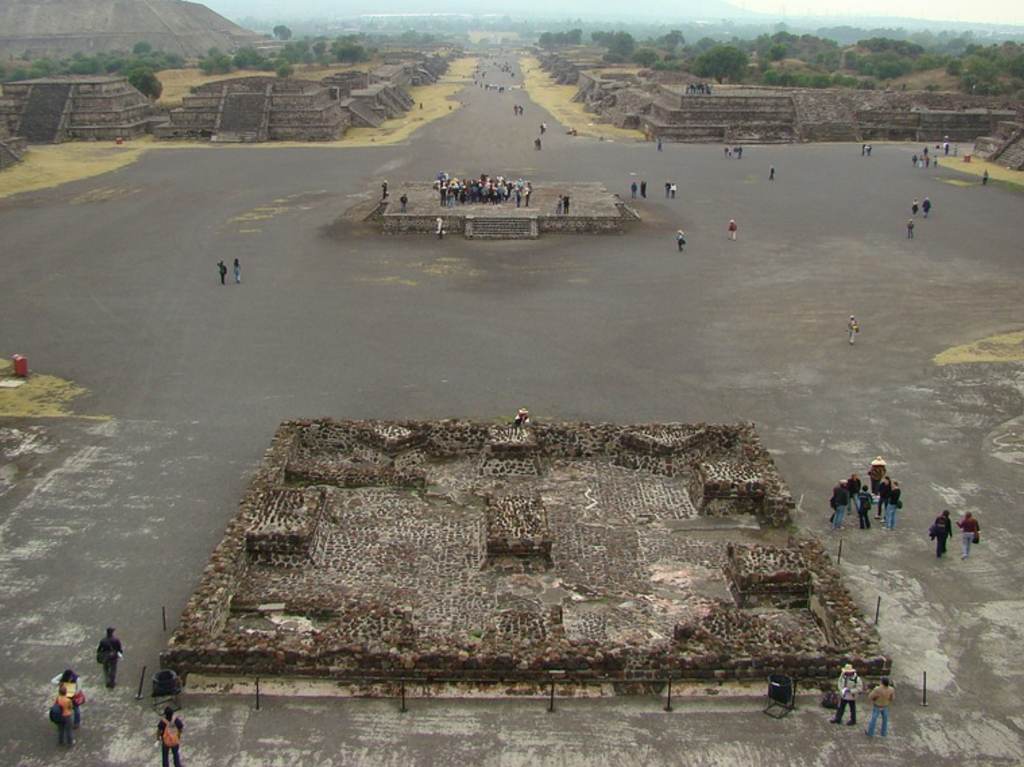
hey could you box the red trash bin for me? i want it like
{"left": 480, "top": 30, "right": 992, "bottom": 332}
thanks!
{"left": 12, "top": 354, "right": 28, "bottom": 377}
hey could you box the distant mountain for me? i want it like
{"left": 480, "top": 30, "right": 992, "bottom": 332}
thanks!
{"left": 0, "top": 0, "right": 263, "bottom": 59}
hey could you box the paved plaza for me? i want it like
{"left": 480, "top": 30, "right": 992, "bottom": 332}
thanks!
{"left": 1, "top": 56, "right": 1023, "bottom": 766}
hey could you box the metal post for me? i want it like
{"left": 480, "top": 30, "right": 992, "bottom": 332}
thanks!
{"left": 921, "top": 671, "right": 927, "bottom": 707}
{"left": 548, "top": 680, "right": 555, "bottom": 713}
{"left": 162, "top": 606, "right": 167, "bottom": 632}
{"left": 135, "top": 665, "right": 147, "bottom": 701}
{"left": 874, "top": 596, "right": 881, "bottom": 625}
{"left": 837, "top": 539, "right": 843, "bottom": 565}
{"left": 400, "top": 679, "right": 407, "bottom": 713}
{"left": 664, "top": 678, "right": 673, "bottom": 712}
{"left": 255, "top": 677, "right": 261, "bottom": 711}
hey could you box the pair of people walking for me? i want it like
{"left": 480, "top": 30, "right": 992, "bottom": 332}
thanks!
{"left": 217, "top": 259, "right": 241, "bottom": 285}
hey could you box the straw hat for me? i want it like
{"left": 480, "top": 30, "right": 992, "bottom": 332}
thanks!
{"left": 842, "top": 663, "right": 856, "bottom": 674}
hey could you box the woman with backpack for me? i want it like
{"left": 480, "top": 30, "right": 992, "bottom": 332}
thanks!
{"left": 52, "top": 668, "right": 83, "bottom": 729}
{"left": 157, "top": 707, "right": 184, "bottom": 767}
{"left": 51, "top": 684, "right": 74, "bottom": 746}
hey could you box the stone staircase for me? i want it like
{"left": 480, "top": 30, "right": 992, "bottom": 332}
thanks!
{"left": 465, "top": 216, "right": 538, "bottom": 239}
{"left": 0, "top": 137, "right": 26, "bottom": 169}
{"left": 18, "top": 83, "right": 71, "bottom": 143}
{"left": 999, "top": 136, "right": 1024, "bottom": 170}
{"left": 215, "top": 90, "right": 269, "bottom": 142}
{"left": 342, "top": 98, "right": 384, "bottom": 128}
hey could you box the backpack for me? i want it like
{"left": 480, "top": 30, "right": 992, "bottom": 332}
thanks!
{"left": 161, "top": 718, "right": 181, "bottom": 747}
{"left": 821, "top": 690, "right": 840, "bottom": 709}
{"left": 49, "top": 703, "right": 63, "bottom": 724}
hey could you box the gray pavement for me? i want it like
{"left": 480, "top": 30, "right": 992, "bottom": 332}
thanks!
{"left": 1, "top": 56, "right": 1024, "bottom": 765}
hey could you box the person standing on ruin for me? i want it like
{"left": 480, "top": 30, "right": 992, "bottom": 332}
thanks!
{"left": 399, "top": 193, "right": 408, "bottom": 213}
{"left": 830, "top": 663, "right": 863, "bottom": 725}
{"left": 562, "top": 195, "right": 571, "bottom": 215}
{"left": 435, "top": 218, "right": 444, "bottom": 239}
{"left": 865, "top": 677, "right": 895, "bottom": 736}
{"left": 930, "top": 509, "right": 953, "bottom": 557}
{"left": 727, "top": 219, "right": 738, "bottom": 241}
{"left": 96, "top": 627, "right": 123, "bottom": 688}
{"left": 217, "top": 261, "right": 227, "bottom": 286}
{"left": 233, "top": 258, "right": 241, "bottom": 284}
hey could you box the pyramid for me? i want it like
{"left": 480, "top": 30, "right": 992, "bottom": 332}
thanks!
{"left": 0, "top": 0, "right": 262, "bottom": 59}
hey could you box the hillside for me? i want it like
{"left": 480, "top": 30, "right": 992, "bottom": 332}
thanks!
{"left": 0, "top": 0, "right": 262, "bottom": 59}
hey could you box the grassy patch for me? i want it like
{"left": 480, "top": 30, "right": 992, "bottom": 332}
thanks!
{"left": 934, "top": 331, "right": 1024, "bottom": 365}
{"left": 940, "top": 156, "right": 1024, "bottom": 190}
{"left": 157, "top": 63, "right": 368, "bottom": 108}
{"left": 0, "top": 143, "right": 148, "bottom": 200}
{"left": 518, "top": 56, "right": 645, "bottom": 142}
{"left": 0, "top": 359, "right": 98, "bottom": 418}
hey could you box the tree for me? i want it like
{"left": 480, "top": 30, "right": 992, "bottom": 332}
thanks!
{"left": 273, "top": 25, "right": 292, "bottom": 41}
{"left": 659, "top": 30, "right": 685, "bottom": 50}
{"left": 133, "top": 41, "right": 152, "bottom": 55}
{"left": 127, "top": 66, "right": 162, "bottom": 99}
{"left": 606, "top": 31, "right": 636, "bottom": 60}
{"left": 276, "top": 60, "right": 294, "bottom": 78}
{"left": 332, "top": 38, "right": 367, "bottom": 63}
{"left": 694, "top": 45, "right": 749, "bottom": 83}
{"left": 961, "top": 55, "right": 1000, "bottom": 94}
{"left": 199, "top": 49, "right": 233, "bottom": 75}
{"left": 232, "top": 46, "right": 265, "bottom": 69}
{"left": 945, "top": 59, "right": 963, "bottom": 76}
{"left": 632, "top": 48, "right": 659, "bottom": 68}
{"left": 312, "top": 40, "right": 327, "bottom": 59}
{"left": 769, "top": 43, "right": 787, "bottom": 61}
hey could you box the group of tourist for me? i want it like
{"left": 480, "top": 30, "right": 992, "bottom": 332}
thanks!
{"left": 906, "top": 195, "right": 934, "bottom": 238}
{"left": 433, "top": 172, "right": 534, "bottom": 208}
{"left": 828, "top": 457, "right": 981, "bottom": 560}
{"left": 860, "top": 144, "right": 874, "bottom": 156}
{"left": 216, "top": 259, "right": 242, "bottom": 285}
{"left": 511, "top": 104, "right": 525, "bottom": 116}
{"left": 828, "top": 663, "right": 896, "bottom": 737}
{"left": 686, "top": 82, "right": 714, "bottom": 95}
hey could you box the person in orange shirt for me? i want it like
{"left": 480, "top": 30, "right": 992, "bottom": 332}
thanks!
{"left": 55, "top": 684, "right": 74, "bottom": 746}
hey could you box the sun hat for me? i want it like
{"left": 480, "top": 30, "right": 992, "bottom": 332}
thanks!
{"left": 842, "top": 663, "right": 856, "bottom": 674}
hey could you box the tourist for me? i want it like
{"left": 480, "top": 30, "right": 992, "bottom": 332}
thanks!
{"left": 930, "top": 509, "right": 953, "bottom": 558}
{"left": 381, "top": 180, "right": 389, "bottom": 200}
{"left": 631, "top": 181, "right": 638, "bottom": 199}
{"left": 53, "top": 684, "right": 74, "bottom": 747}
{"left": 769, "top": 165, "right": 775, "bottom": 181}
{"left": 830, "top": 663, "right": 863, "bottom": 725}
{"left": 922, "top": 197, "right": 932, "bottom": 218}
{"left": 735, "top": 146, "right": 743, "bottom": 159}
{"left": 877, "top": 476, "right": 892, "bottom": 520}
{"left": 525, "top": 183, "right": 532, "bottom": 208}
{"left": 868, "top": 456, "right": 887, "bottom": 494}
{"left": 534, "top": 137, "right": 541, "bottom": 151}
{"left": 911, "top": 199, "right": 919, "bottom": 216}
{"left": 233, "top": 258, "right": 241, "bottom": 285}
{"left": 846, "top": 473, "right": 862, "bottom": 512}
{"left": 884, "top": 480, "right": 902, "bottom": 529}
{"left": 912, "top": 153, "right": 918, "bottom": 167}
{"left": 957, "top": 511, "right": 980, "bottom": 559}
{"left": 856, "top": 484, "right": 873, "bottom": 529}
{"left": 669, "top": 183, "right": 677, "bottom": 199}
{"left": 866, "top": 145, "right": 872, "bottom": 156}
{"left": 906, "top": 219, "right": 915, "bottom": 239}
{"left": 556, "top": 196, "right": 563, "bottom": 215}
{"left": 665, "top": 181, "right": 671, "bottom": 198}
{"left": 865, "top": 677, "right": 895, "bottom": 736}
{"left": 53, "top": 669, "right": 83, "bottom": 729}
{"left": 676, "top": 230, "right": 687, "bottom": 252}
{"left": 830, "top": 481, "right": 849, "bottom": 530}
{"left": 925, "top": 155, "right": 930, "bottom": 168}
{"left": 861, "top": 144, "right": 867, "bottom": 156}
{"left": 982, "top": 169, "right": 989, "bottom": 185}
{"left": 217, "top": 261, "right": 227, "bottom": 286}
{"left": 96, "top": 627, "right": 123, "bottom": 688}
{"left": 540, "top": 122, "right": 546, "bottom": 135}
{"left": 848, "top": 315, "right": 859, "bottom": 345}
{"left": 657, "top": 137, "right": 663, "bottom": 151}
{"left": 727, "top": 219, "right": 738, "bottom": 240}
{"left": 399, "top": 193, "right": 408, "bottom": 213}
{"left": 640, "top": 180, "right": 647, "bottom": 199}
{"left": 435, "top": 218, "right": 444, "bottom": 239}
{"left": 157, "top": 707, "right": 185, "bottom": 767}
{"left": 724, "top": 146, "right": 731, "bottom": 158}
{"left": 563, "top": 195, "right": 571, "bottom": 215}
{"left": 513, "top": 408, "right": 530, "bottom": 429}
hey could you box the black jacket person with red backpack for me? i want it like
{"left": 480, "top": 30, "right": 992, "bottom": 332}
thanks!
{"left": 157, "top": 707, "right": 184, "bottom": 767}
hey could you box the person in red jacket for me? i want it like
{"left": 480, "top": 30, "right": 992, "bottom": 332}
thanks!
{"left": 957, "top": 511, "right": 980, "bottom": 559}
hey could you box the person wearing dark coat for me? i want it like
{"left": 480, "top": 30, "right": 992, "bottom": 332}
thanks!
{"left": 830, "top": 481, "right": 850, "bottom": 530}
{"left": 930, "top": 510, "right": 953, "bottom": 557}
{"left": 877, "top": 477, "right": 892, "bottom": 521}
{"left": 856, "top": 486, "right": 873, "bottom": 529}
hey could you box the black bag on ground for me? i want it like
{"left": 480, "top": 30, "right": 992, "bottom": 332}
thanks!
{"left": 821, "top": 690, "right": 840, "bottom": 709}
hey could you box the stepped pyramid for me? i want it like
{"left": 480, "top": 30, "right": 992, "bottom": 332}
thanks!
{"left": 0, "top": 0, "right": 262, "bottom": 59}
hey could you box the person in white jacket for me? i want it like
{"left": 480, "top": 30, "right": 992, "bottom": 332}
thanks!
{"left": 830, "top": 663, "right": 863, "bottom": 725}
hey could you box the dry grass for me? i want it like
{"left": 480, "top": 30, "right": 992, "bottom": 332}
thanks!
{"left": 0, "top": 358, "right": 99, "bottom": 418}
{"left": 157, "top": 62, "right": 368, "bottom": 108}
{"left": 519, "top": 56, "right": 645, "bottom": 142}
{"left": 941, "top": 155, "right": 1024, "bottom": 189}
{"left": 0, "top": 142, "right": 148, "bottom": 200}
{"left": 934, "top": 330, "right": 1024, "bottom": 365}
{"left": 889, "top": 68, "right": 960, "bottom": 92}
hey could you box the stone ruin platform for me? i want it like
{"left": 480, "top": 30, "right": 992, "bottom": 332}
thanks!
{"left": 378, "top": 183, "right": 638, "bottom": 239}
{"left": 163, "top": 419, "right": 890, "bottom": 692}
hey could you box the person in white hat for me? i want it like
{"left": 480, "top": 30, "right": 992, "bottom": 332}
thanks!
{"left": 830, "top": 663, "right": 863, "bottom": 725}
{"left": 848, "top": 315, "right": 859, "bottom": 345}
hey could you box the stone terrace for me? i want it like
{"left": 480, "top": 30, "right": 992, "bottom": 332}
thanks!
{"left": 380, "top": 182, "right": 636, "bottom": 238}
{"left": 162, "top": 419, "right": 889, "bottom": 690}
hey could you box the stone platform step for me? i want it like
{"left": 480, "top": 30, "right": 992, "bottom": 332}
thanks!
{"left": 212, "top": 130, "right": 260, "bottom": 143}
{"left": 465, "top": 216, "right": 538, "bottom": 239}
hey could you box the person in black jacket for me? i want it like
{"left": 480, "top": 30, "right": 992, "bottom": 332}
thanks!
{"left": 931, "top": 509, "right": 953, "bottom": 557}
{"left": 830, "top": 481, "right": 850, "bottom": 530}
{"left": 877, "top": 477, "right": 892, "bottom": 521}
{"left": 96, "top": 627, "right": 123, "bottom": 688}
{"left": 884, "top": 480, "right": 902, "bottom": 529}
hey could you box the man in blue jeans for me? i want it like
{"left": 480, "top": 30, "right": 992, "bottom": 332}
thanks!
{"left": 830, "top": 481, "right": 849, "bottom": 530}
{"left": 866, "top": 677, "right": 895, "bottom": 736}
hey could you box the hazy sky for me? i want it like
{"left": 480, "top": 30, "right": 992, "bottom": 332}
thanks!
{"left": 206, "top": 0, "right": 1024, "bottom": 28}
